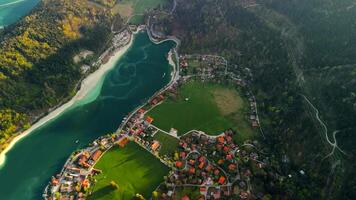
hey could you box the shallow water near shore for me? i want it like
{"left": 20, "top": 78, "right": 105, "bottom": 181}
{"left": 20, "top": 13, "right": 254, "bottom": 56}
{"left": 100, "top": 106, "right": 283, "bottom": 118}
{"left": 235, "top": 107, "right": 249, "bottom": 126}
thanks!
{"left": 0, "top": 0, "right": 39, "bottom": 27}
{"left": 0, "top": 32, "right": 175, "bottom": 199}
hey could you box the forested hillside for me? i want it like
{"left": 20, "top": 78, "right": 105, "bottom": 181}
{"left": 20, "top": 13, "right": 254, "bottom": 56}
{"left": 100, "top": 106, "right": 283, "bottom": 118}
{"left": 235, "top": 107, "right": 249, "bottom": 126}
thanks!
{"left": 0, "top": 0, "right": 117, "bottom": 150}
{"left": 152, "top": 0, "right": 356, "bottom": 199}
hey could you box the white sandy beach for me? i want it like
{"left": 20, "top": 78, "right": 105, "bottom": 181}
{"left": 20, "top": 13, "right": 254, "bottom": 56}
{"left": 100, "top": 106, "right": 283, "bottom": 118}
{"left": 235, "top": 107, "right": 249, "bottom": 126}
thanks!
{"left": 0, "top": 34, "right": 134, "bottom": 167}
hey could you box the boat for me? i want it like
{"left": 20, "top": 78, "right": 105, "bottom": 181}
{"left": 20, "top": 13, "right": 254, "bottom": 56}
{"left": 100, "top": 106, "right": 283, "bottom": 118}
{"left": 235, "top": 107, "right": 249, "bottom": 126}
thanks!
{"left": 75, "top": 140, "right": 79, "bottom": 144}
{"left": 162, "top": 73, "right": 166, "bottom": 78}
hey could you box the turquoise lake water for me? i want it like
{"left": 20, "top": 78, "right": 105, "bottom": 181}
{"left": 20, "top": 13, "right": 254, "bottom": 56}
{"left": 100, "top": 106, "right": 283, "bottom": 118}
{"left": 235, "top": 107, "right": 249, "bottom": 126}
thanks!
{"left": 0, "top": 32, "right": 175, "bottom": 199}
{"left": 0, "top": 0, "right": 39, "bottom": 27}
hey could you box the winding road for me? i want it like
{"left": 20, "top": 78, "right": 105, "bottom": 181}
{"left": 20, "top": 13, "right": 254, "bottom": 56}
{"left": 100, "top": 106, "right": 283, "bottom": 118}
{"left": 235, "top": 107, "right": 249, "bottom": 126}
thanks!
{"left": 302, "top": 95, "right": 347, "bottom": 159}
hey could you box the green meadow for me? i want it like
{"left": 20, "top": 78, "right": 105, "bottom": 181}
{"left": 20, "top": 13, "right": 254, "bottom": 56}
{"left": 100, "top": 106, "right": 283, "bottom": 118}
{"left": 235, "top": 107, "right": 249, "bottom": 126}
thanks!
{"left": 153, "top": 131, "right": 179, "bottom": 156}
{"left": 113, "top": 0, "right": 168, "bottom": 24}
{"left": 88, "top": 142, "right": 169, "bottom": 200}
{"left": 147, "top": 81, "right": 255, "bottom": 140}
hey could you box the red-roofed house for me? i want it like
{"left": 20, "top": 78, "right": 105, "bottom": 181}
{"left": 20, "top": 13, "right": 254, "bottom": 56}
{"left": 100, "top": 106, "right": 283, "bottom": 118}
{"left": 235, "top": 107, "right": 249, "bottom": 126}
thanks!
{"left": 176, "top": 161, "right": 183, "bottom": 168}
{"left": 228, "top": 164, "right": 237, "bottom": 171}
{"left": 218, "top": 176, "right": 226, "bottom": 184}
{"left": 198, "top": 162, "right": 205, "bottom": 169}
{"left": 82, "top": 179, "right": 90, "bottom": 188}
{"left": 226, "top": 154, "right": 233, "bottom": 160}
{"left": 199, "top": 156, "right": 205, "bottom": 162}
{"left": 181, "top": 195, "right": 190, "bottom": 200}
{"left": 151, "top": 140, "right": 160, "bottom": 151}
{"left": 91, "top": 150, "right": 102, "bottom": 161}
{"left": 214, "top": 169, "right": 220, "bottom": 175}
{"left": 200, "top": 187, "right": 207, "bottom": 195}
{"left": 145, "top": 116, "right": 154, "bottom": 124}
{"left": 189, "top": 159, "right": 196, "bottom": 165}
{"left": 205, "top": 165, "right": 212, "bottom": 172}
{"left": 217, "top": 136, "right": 225, "bottom": 144}
{"left": 189, "top": 167, "right": 196, "bottom": 174}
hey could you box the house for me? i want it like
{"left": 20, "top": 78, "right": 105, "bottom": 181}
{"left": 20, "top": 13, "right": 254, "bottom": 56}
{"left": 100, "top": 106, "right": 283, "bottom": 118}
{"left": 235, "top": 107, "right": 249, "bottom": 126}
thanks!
{"left": 145, "top": 116, "right": 154, "bottom": 124}
{"left": 213, "top": 190, "right": 221, "bottom": 199}
{"left": 198, "top": 162, "right": 205, "bottom": 169}
{"left": 205, "top": 165, "right": 213, "bottom": 172}
{"left": 51, "top": 177, "right": 59, "bottom": 186}
{"left": 176, "top": 161, "right": 183, "bottom": 168}
{"left": 200, "top": 187, "right": 207, "bottom": 195}
{"left": 181, "top": 195, "right": 190, "bottom": 200}
{"left": 189, "top": 159, "right": 196, "bottom": 165}
{"left": 226, "top": 154, "right": 233, "bottom": 160}
{"left": 78, "top": 152, "right": 90, "bottom": 168}
{"left": 82, "top": 179, "right": 90, "bottom": 188}
{"left": 138, "top": 108, "right": 145, "bottom": 114}
{"left": 217, "top": 136, "right": 225, "bottom": 144}
{"left": 199, "top": 156, "right": 205, "bottom": 163}
{"left": 91, "top": 150, "right": 102, "bottom": 162}
{"left": 240, "top": 191, "right": 249, "bottom": 199}
{"left": 117, "top": 137, "right": 129, "bottom": 147}
{"left": 218, "top": 176, "right": 226, "bottom": 184}
{"left": 214, "top": 169, "right": 220, "bottom": 175}
{"left": 228, "top": 164, "right": 237, "bottom": 171}
{"left": 189, "top": 167, "right": 196, "bottom": 174}
{"left": 151, "top": 140, "right": 160, "bottom": 151}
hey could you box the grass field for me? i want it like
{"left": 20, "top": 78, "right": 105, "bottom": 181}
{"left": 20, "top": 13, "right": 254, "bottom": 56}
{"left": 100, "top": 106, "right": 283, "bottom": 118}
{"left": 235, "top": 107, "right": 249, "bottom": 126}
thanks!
{"left": 88, "top": 142, "right": 169, "bottom": 200}
{"left": 147, "top": 81, "right": 255, "bottom": 140}
{"left": 113, "top": 0, "right": 168, "bottom": 24}
{"left": 153, "top": 131, "right": 179, "bottom": 156}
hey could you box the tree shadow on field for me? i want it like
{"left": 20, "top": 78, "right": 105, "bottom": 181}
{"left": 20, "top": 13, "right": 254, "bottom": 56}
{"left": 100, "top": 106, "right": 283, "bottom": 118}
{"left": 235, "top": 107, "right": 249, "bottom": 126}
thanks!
{"left": 90, "top": 185, "right": 115, "bottom": 199}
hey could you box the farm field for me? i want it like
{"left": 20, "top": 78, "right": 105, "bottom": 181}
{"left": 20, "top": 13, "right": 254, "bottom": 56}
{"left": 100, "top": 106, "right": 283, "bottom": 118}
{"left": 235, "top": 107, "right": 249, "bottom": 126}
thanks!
{"left": 88, "top": 142, "right": 169, "bottom": 200}
{"left": 153, "top": 131, "right": 179, "bottom": 156}
{"left": 113, "top": 0, "right": 168, "bottom": 24}
{"left": 147, "top": 81, "right": 256, "bottom": 140}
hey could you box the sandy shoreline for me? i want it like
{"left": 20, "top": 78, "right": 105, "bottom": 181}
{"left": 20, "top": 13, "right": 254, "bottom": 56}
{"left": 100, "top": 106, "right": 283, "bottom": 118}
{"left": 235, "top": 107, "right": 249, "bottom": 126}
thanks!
{"left": 0, "top": 33, "right": 134, "bottom": 167}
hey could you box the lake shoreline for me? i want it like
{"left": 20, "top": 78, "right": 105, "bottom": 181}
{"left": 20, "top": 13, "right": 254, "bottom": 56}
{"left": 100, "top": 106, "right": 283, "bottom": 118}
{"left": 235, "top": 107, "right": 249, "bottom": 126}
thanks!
{"left": 0, "top": 31, "right": 134, "bottom": 168}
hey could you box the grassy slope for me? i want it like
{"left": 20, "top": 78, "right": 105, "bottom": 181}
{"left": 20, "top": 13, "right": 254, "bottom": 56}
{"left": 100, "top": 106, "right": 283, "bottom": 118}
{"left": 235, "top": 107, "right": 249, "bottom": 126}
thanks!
{"left": 113, "top": 0, "right": 168, "bottom": 24}
{"left": 89, "top": 142, "right": 169, "bottom": 200}
{"left": 148, "top": 81, "right": 255, "bottom": 140}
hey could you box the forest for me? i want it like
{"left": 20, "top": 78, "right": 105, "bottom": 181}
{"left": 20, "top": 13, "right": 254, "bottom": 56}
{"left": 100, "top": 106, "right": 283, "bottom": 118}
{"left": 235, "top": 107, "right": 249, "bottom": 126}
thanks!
{"left": 0, "top": 0, "right": 118, "bottom": 150}
{"left": 152, "top": 0, "right": 356, "bottom": 199}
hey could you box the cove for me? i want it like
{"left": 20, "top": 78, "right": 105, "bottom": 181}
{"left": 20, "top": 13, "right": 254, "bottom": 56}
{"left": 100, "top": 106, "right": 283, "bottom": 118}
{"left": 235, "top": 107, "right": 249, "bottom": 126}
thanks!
{"left": 0, "top": 32, "right": 175, "bottom": 199}
{"left": 0, "top": 0, "right": 39, "bottom": 27}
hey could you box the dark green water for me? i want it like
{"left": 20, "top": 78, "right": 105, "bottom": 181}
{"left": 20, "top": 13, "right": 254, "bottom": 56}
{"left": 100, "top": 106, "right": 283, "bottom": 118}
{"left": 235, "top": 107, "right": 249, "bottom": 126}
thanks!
{"left": 0, "top": 32, "right": 175, "bottom": 199}
{"left": 0, "top": 0, "right": 39, "bottom": 27}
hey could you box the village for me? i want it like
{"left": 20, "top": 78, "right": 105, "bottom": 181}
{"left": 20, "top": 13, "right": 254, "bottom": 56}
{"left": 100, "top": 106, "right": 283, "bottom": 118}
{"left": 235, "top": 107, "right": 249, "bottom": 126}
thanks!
{"left": 43, "top": 28, "right": 277, "bottom": 200}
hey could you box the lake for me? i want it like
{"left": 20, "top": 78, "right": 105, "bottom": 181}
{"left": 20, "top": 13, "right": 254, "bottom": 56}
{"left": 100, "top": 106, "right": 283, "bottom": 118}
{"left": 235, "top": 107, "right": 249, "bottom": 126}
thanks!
{"left": 0, "top": 32, "right": 175, "bottom": 199}
{"left": 0, "top": 0, "right": 39, "bottom": 27}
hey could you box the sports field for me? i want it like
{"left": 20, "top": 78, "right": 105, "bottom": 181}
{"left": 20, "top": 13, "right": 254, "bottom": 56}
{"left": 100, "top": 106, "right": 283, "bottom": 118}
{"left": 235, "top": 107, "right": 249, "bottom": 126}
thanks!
{"left": 147, "top": 81, "right": 255, "bottom": 139}
{"left": 153, "top": 131, "right": 179, "bottom": 156}
{"left": 88, "top": 142, "right": 169, "bottom": 200}
{"left": 113, "top": 0, "right": 168, "bottom": 24}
